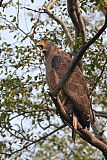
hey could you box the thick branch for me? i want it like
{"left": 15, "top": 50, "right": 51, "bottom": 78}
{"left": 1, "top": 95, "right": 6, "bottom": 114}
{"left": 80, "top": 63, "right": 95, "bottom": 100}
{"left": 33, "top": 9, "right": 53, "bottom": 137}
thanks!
{"left": 75, "top": 0, "right": 87, "bottom": 44}
{"left": 50, "top": 94, "right": 107, "bottom": 159}
{"left": 67, "top": 0, "right": 80, "bottom": 35}
{"left": 51, "top": 13, "right": 107, "bottom": 97}
{"left": 67, "top": 0, "right": 87, "bottom": 71}
{"left": 67, "top": 0, "right": 87, "bottom": 44}
{"left": 44, "top": 0, "right": 73, "bottom": 43}
{"left": 78, "top": 125, "right": 107, "bottom": 158}
{"left": 91, "top": 115, "right": 107, "bottom": 145}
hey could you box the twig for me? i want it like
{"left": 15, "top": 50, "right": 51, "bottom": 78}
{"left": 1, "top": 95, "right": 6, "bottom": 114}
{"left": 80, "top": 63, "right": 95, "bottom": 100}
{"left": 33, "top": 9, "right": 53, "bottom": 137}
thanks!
{"left": 31, "top": 7, "right": 42, "bottom": 38}
{"left": 17, "top": 0, "right": 19, "bottom": 26}
{"left": 1, "top": 124, "right": 66, "bottom": 156}
{"left": 94, "top": 110, "right": 107, "bottom": 119}
{"left": 38, "top": 122, "right": 59, "bottom": 130}
{"left": 0, "top": 109, "right": 13, "bottom": 113}
{"left": 0, "top": 0, "right": 12, "bottom": 9}
{"left": 5, "top": 127, "right": 34, "bottom": 143}
{"left": 51, "top": 13, "right": 107, "bottom": 97}
{"left": 0, "top": 16, "right": 34, "bottom": 42}
{"left": 90, "top": 58, "right": 107, "bottom": 95}
{"left": 0, "top": 16, "right": 29, "bottom": 37}
{"left": 0, "top": 0, "right": 3, "bottom": 7}
{"left": 22, "top": 6, "right": 45, "bottom": 13}
{"left": 8, "top": 108, "right": 55, "bottom": 121}
{"left": 44, "top": 0, "right": 73, "bottom": 43}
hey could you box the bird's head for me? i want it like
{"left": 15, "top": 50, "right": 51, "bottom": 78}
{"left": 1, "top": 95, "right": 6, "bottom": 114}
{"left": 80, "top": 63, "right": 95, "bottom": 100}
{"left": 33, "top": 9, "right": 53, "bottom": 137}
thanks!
{"left": 37, "top": 39, "right": 49, "bottom": 52}
{"left": 37, "top": 39, "right": 57, "bottom": 59}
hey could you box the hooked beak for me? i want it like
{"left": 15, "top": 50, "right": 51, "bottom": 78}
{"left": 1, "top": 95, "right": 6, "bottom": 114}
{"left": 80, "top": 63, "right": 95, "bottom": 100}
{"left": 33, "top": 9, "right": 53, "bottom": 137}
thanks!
{"left": 37, "top": 44, "right": 44, "bottom": 50}
{"left": 36, "top": 43, "right": 47, "bottom": 53}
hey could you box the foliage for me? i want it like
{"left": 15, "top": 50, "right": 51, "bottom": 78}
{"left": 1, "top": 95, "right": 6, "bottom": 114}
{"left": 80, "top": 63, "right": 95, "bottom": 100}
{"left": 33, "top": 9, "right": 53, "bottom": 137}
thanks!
{"left": 0, "top": 0, "right": 107, "bottom": 159}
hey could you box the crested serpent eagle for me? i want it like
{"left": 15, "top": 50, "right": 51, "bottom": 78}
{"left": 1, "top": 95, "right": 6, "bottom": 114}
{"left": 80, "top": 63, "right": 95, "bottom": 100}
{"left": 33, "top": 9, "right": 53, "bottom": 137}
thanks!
{"left": 37, "top": 39, "right": 91, "bottom": 141}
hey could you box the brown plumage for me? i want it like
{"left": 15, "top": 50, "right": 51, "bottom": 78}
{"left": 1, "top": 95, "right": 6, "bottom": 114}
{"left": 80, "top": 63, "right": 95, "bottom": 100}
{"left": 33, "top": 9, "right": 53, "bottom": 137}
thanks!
{"left": 37, "top": 39, "right": 91, "bottom": 141}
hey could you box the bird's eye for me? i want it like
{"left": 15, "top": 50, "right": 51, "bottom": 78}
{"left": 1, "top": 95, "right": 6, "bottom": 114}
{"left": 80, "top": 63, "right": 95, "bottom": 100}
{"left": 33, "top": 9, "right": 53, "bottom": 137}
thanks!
{"left": 44, "top": 40, "right": 47, "bottom": 43}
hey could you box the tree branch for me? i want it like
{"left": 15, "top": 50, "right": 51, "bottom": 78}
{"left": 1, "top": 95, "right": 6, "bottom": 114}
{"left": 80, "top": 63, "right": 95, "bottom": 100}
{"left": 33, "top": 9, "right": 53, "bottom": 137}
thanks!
{"left": 67, "top": 0, "right": 80, "bottom": 35}
{"left": 0, "top": 0, "right": 12, "bottom": 10}
{"left": 51, "top": 13, "right": 107, "bottom": 97}
{"left": 44, "top": 0, "right": 73, "bottom": 43}
{"left": 50, "top": 94, "right": 107, "bottom": 159}
{"left": 67, "top": 0, "right": 87, "bottom": 71}
{"left": 77, "top": 125, "right": 107, "bottom": 158}
{"left": 0, "top": 0, "right": 3, "bottom": 7}
{"left": 94, "top": 110, "right": 107, "bottom": 119}
{"left": 75, "top": 0, "right": 87, "bottom": 44}
{"left": 67, "top": 0, "right": 87, "bottom": 44}
{"left": 22, "top": 6, "right": 45, "bottom": 13}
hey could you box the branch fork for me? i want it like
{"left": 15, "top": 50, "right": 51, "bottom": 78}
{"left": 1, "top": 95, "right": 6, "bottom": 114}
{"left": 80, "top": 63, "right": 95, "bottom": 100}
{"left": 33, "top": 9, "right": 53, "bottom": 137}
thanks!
{"left": 44, "top": 0, "right": 73, "bottom": 43}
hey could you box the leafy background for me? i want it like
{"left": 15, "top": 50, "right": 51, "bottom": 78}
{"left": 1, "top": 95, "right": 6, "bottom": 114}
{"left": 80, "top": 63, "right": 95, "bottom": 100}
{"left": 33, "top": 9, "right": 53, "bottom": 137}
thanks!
{"left": 0, "top": 0, "right": 107, "bottom": 159}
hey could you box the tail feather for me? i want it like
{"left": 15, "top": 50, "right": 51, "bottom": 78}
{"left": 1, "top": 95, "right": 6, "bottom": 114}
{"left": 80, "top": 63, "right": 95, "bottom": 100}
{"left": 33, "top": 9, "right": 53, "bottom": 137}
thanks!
{"left": 72, "top": 113, "right": 78, "bottom": 142}
{"left": 72, "top": 128, "right": 76, "bottom": 142}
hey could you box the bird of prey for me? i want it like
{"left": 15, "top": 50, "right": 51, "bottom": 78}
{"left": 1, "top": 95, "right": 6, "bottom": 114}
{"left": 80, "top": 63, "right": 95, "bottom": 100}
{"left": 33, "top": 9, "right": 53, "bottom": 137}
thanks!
{"left": 37, "top": 39, "right": 91, "bottom": 141}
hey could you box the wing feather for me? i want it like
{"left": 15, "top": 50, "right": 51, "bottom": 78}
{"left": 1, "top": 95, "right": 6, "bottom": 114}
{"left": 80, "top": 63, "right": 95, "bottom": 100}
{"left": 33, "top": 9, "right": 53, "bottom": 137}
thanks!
{"left": 51, "top": 52, "right": 90, "bottom": 128}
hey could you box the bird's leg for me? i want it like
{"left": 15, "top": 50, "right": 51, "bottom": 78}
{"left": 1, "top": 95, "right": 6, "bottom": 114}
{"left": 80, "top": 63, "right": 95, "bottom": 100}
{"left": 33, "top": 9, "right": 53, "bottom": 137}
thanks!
{"left": 73, "top": 113, "right": 78, "bottom": 130}
{"left": 56, "top": 96, "right": 67, "bottom": 116}
{"left": 55, "top": 98, "right": 66, "bottom": 115}
{"left": 61, "top": 98, "right": 67, "bottom": 106}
